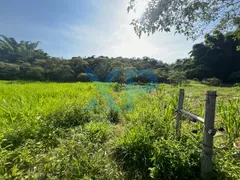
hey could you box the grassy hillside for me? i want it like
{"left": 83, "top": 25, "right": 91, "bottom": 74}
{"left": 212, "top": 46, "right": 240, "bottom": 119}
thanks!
{"left": 0, "top": 81, "right": 240, "bottom": 179}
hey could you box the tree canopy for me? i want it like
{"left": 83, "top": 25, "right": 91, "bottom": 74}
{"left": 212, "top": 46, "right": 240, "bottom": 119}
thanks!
{"left": 0, "top": 32, "right": 239, "bottom": 84}
{"left": 128, "top": 0, "right": 240, "bottom": 40}
{"left": 173, "top": 29, "right": 240, "bottom": 82}
{"left": 0, "top": 35, "right": 49, "bottom": 63}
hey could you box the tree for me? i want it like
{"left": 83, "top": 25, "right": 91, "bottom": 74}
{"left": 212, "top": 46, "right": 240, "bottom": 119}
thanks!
{"left": 169, "top": 30, "right": 240, "bottom": 82}
{"left": 0, "top": 35, "right": 48, "bottom": 63}
{"left": 0, "top": 62, "right": 20, "bottom": 79}
{"left": 189, "top": 30, "right": 240, "bottom": 81}
{"left": 69, "top": 57, "right": 89, "bottom": 74}
{"left": 77, "top": 73, "right": 92, "bottom": 82}
{"left": 167, "top": 71, "right": 187, "bottom": 85}
{"left": 154, "top": 68, "right": 169, "bottom": 83}
{"left": 47, "top": 65, "right": 75, "bottom": 82}
{"left": 128, "top": 0, "right": 240, "bottom": 40}
{"left": 31, "top": 49, "right": 49, "bottom": 62}
{"left": 26, "top": 66, "right": 44, "bottom": 80}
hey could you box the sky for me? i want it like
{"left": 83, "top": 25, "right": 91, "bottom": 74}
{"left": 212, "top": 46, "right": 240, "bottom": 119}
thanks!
{"left": 0, "top": 0, "right": 202, "bottom": 63}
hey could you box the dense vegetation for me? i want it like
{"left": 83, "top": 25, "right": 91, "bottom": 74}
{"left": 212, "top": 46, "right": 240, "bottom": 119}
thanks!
{"left": 1, "top": 0, "right": 239, "bottom": 179}
{"left": 173, "top": 30, "right": 240, "bottom": 83}
{"left": 1, "top": 30, "right": 240, "bottom": 84}
{"left": 0, "top": 81, "right": 239, "bottom": 179}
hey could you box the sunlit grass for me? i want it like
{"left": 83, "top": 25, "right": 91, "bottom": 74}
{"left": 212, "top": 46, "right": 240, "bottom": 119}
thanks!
{"left": 0, "top": 80, "right": 239, "bottom": 179}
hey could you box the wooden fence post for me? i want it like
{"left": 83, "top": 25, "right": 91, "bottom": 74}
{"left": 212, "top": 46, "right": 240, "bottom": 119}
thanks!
{"left": 176, "top": 89, "right": 184, "bottom": 135}
{"left": 201, "top": 91, "right": 217, "bottom": 179}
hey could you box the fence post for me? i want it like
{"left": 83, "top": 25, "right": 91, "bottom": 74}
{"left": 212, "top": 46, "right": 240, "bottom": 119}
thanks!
{"left": 176, "top": 89, "right": 184, "bottom": 136}
{"left": 201, "top": 91, "right": 217, "bottom": 179}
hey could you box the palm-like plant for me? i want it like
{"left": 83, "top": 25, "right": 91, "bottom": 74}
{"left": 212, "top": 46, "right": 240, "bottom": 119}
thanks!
{"left": 0, "top": 34, "right": 42, "bottom": 63}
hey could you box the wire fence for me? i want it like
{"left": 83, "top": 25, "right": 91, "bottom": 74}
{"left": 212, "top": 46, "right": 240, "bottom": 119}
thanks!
{"left": 175, "top": 88, "right": 239, "bottom": 179}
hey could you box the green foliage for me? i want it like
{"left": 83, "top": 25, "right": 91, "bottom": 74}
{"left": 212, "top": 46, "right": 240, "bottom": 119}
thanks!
{"left": 171, "top": 30, "right": 240, "bottom": 83}
{"left": 0, "top": 81, "right": 124, "bottom": 179}
{"left": 150, "top": 138, "right": 201, "bottom": 179}
{"left": 114, "top": 124, "right": 153, "bottom": 179}
{"left": 0, "top": 35, "right": 48, "bottom": 63}
{"left": 167, "top": 71, "right": 187, "bottom": 85}
{"left": 110, "top": 83, "right": 122, "bottom": 92}
{"left": 202, "top": 78, "right": 222, "bottom": 86}
{"left": 128, "top": 0, "right": 240, "bottom": 40}
{"left": 84, "top": 122, "right": 111, "bottom": 143}
{"left": 1, "top": 125, "right": 37, "bottom": 150}
{"left": 214, "top": 149, "right": 240, "bottom": 180}
{"left": 218, "top": 99, "right": 240, "bottom": 145}
{"left": 0, "top": 79, "right": 240, "bottom": 179}
{"left": 77, "top": 73, "right": 92, "bottom": 82}
{"left": 1, "top": 33, "right": 240, "bottom": 84}
{"left": 0, "top": 62, "right": 20, "bottom": 80}
{"left": 108, "top": 109, "right": 120, "bottom": 124}
{"left": 0, "top": 132, "right": 122, "bottom": 180}
{"left": 48, "top": 106, "right": 91, "bottom": 129}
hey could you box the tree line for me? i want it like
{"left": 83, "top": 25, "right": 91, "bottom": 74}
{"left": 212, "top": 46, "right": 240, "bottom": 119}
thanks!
{"left": 0, "top": 30, "right": 240, "bottom": 84}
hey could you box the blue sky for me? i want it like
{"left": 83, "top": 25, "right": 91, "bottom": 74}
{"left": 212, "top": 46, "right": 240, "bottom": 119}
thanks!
{"left": 0, "top": 0, "right": 202, "bottom": 63}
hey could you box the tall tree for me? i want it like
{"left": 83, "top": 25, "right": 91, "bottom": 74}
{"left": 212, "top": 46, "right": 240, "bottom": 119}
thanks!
{"left": 0, "top": 35, "right": 48, "bottom": 63}
{"left": 182, "top": 30, "right": 240, "bottom": 81}
{"left": 128, "top": 0, "right": 240, "bottom": 40}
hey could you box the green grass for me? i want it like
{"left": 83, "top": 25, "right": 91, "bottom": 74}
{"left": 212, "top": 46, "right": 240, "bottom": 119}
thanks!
{"left": 0, "top": 80, "right": 240, "bottom": 179}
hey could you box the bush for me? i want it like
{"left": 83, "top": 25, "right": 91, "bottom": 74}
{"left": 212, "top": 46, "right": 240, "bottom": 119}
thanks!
{"left": 167, "top": 71, "right": 187, "bottom": 85}
{"left": 202, "top": 78, "right": 222, "bottom": 86}
{"left": 113, "top": 124, "right": 203, "bottom": 179}
{"left": 48, "top": 107, "right": 91, "bottom": 128}
{"left": 110, "top": 83, "right": 122, "bottom": 92}
{"left": 150, "top": 138, "right": 201, "bottom": 179}
{"left": 114, "top": 125, "right": 153, "bottom": 179}
{"left": 0, "top": 133, "right": 122, "bottom": 180}
{"left": 192, "top": 78, "right": 199, "bottom": 81}
{"left": 77, "top": 73, "right": 93, "bottom": 82}
{"left": 108, "top": 109, "right": 120, "bottom": 124}
{"left": 1, "top": 126, "right": 37, "bottom": 150}
{"left": 84, "top": 122, "right": 111, "bottom": 143}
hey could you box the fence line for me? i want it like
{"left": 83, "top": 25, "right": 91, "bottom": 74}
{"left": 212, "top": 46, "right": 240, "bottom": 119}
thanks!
{"left": 176, "top": 89, "right": 217, "bottom": 180}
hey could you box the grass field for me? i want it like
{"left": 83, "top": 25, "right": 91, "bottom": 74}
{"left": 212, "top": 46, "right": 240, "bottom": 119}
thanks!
{"left": 0, "top": 80, "right": 240, "bottom": 179}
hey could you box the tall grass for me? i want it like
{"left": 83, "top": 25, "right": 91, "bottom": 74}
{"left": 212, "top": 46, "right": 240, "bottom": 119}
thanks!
{"left": 0, "top": 80, "right": 240, "bottom": 179}
{"left": 218, "top": 98, "right": 240, "bottom": 146}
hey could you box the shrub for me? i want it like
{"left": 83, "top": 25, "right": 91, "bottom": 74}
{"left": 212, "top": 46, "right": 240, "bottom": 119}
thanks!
{"left": 47, "top": 106, "right": 91, "bottom": 128}
{"left": 0, "top": 134, "right": 122, "bottom": 180}
{"left": 192, "top": 78, "right": 199, "bottom": 81}
{"left": 214, "top": 149, "right": 240, "bottom": 180}
{"left": 114, "top": 125, "right": 153, "bottom": 179}
{"left": 108, "top": 109, "right": 120, "bottom": 124}
{"left": 202, "top": 78, "right": 222, "bottom": 86}
{"left": 114, "top": 124, "right": 202, "bottom": 179}
{"left": 77, "top": 73, "right": 92, "bottom": 82}
{"left": 1, "top": 126, "right": 36, "bottom": 150}
{"left": 167, "top": 71, "right": 187, "bottom": 85}
{"left": 84, "top": 122, "right": 111, "bottom": 143}
{"left": 110, "top": 83, "right": 122, "bottom": 92}
{"left": 150, "top": 138, "right": 201, "bottom": 179}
